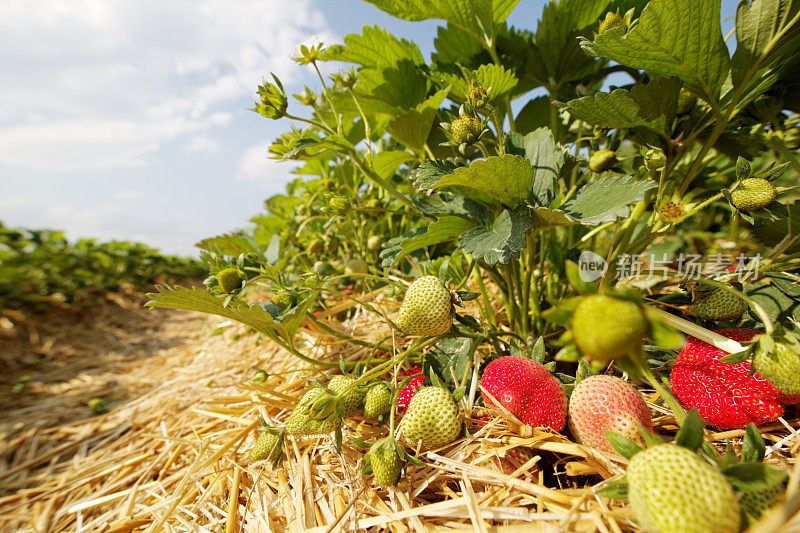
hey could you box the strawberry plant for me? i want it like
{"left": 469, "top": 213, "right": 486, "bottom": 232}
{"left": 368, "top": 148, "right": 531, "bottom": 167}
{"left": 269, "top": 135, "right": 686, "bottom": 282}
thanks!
{"left": 145, "top": 0, "right": 800, "bottom": 523}
{"left": 1, "top": 222, "right": 205, "bottom": 312}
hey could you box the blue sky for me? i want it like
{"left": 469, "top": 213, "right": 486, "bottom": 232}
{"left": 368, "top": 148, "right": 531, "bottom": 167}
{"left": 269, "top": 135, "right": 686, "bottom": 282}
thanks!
{"left": 1, "top": 0, "right": 739, "bottom": 256}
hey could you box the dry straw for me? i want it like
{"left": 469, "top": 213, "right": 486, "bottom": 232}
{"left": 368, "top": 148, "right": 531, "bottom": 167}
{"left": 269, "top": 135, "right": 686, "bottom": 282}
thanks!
{"left": 1, "top": 288, "right": 799, "bottom": 531}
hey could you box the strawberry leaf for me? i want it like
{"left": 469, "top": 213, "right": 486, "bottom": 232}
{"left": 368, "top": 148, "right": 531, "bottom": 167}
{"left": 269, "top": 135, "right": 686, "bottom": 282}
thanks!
{"left": 432, "top": 155, "right": 535, "bottom": 209}
{"left": 605, "top": 431, "right": 643, "bottom": 459}
{"left": 425, "top": 337, "right": 478, "bottom": 391}
{"left": 675, "top": 409, "right": 704, "bottom": 452}
{"left": 580, "top": 0, "right": 730, "bottom": 106}
{"left": 504, "top": 128, "right": 564, "bottom": 207}
{"left": 560, "top": 175, "right": 656, "bottom": 225}
{"left": 458, "top": 208, "right": 533, "bottom": 266}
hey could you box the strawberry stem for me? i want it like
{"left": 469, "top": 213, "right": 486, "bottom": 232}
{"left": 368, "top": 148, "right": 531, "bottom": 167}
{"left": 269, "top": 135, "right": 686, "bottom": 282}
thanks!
{"left": 640, "top": 360, "right": 687, "bottom": 424}
{"left": 648, "top": 307, "right": 746, "bottom": 354}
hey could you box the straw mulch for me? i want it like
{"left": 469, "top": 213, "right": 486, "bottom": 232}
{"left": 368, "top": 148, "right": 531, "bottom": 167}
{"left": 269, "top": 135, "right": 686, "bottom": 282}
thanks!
{"left": 2, "top": 288, "right": 800, "bottom": 532}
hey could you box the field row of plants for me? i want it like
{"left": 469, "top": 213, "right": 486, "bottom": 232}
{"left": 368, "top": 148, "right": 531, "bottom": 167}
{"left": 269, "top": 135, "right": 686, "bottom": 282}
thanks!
{"left": 147, "top": 0, "right": 800, "bottom": 530}
{"left": 0, "top": 222, "right": 206, "bottom": 312}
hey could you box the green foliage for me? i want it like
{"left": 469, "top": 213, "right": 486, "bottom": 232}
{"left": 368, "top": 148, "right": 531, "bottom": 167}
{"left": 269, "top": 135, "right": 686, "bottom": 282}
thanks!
{"left": 0, "top": 223, "right": 205, "bottom": 312}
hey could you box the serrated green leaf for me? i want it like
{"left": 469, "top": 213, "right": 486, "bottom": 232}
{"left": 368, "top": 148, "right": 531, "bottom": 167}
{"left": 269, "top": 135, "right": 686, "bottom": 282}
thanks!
{"left": 371, "top": 150, "right": 415, "bottom": 181}
{"left": 147, "top": 285, "right": 288, "bottom": 344}
{"left": 561, "top": 175, "right": 656, "bottom": 225}
{"left": 534, "top": 0, "right": 609, "bottom": 84}
{"left": 742, "top": 423, "right": 766, "bottom": 464}
{"left": 413, "top": 159, "right": 467, "bottom": 190}
{"left": 437, "top": 64, "right": 519, "bottom": 105}
{"left": 389, "top": 217, "right": 476, "bottom": 267}
{"left": 561, "top": 89, "right": 653, "bottom": 129}
{"left": 410, "top": 193, "right": 490, "bottom": 223}
{"left": 768, "top": 273, "right": 800, "bottom": 298}
{"left": 364, "top": 0, "right": 516, "bottom": 38}
{"left": 675, "top": 409, "right": 704, "bottom": 452}
{"left": 433, "top": 23, "right": 484, "bottom": 64}
{"left": 195, "top": 233, "right": 262, "bottom": 255}
{"left": 357, "top": 59, "right": 428, "bottom": 109}
{"left": 581, "top": 0, "right": 730, "bottom": 106}
{"left": 458, "top": 208, "right": 532, "bottom": 266}
{"left": 731, "top": 0, "right": 800, "bottom": 102}
{"left": 562, "top": 79, "right": 682, "bottom": 137}
{"left": 515, "top": 96, "right": 554, "bottom": 135}
{"left": 432, "top": 155, "right": 534, "bottom": 209}
{"left": 425, "top": 336, "right": 477, "bottom": 391}
{"left": 323, "top": 25, "right": 424, "bottom": 68}
{"left": 386, "top": 88, "right": 449, "bottom": 152}
{"left": 380, "top": 227, "right": 427, "bottom": 268}
{"left": 746, "top": 281, "right": 800, "bottom": 323}
{"left": 504, "top": 128, "right": 565, "bottom": 207}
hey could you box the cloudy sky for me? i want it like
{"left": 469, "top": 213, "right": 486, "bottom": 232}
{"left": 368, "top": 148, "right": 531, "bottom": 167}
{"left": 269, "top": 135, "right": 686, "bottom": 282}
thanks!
{"left": 1, "top": 1, "right": 737, "bottom": 256}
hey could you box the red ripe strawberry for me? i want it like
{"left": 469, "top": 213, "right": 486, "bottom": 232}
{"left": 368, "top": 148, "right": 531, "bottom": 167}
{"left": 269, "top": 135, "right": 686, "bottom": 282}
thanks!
{"left": 671, "top": 329, "right": 799, "bottom": 429}
{"left": 568, "top": 375, "right": 652, "bottom": 453}
{"left": 480, "top": 356, "right": 567, "bottom": 431}
{"left": 397, "top": 367, "right": 424, "bottom": 413}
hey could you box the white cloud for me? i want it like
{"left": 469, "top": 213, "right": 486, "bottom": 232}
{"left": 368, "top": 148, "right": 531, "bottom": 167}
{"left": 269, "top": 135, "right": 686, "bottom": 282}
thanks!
{"left": 0, "top": 0, "right": 334, "bottom": 171}
{"left": 183, "top": 135, "right": 221, "bottom": 154}
{"left": 236, "top": 141, "right": 299, "bottom": 194}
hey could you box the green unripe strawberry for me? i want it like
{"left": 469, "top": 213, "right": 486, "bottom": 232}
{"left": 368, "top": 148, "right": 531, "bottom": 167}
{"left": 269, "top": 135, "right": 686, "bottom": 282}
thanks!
{"left": 367, "top": 235, "right": 382, "bottom": 251}
{"left": 345, "top": 258, "right": 369, "bottom": 275}
{"left": 308, "top": 238, "right": 324, "bottom": 254}
{"left": 328, "top": 375, "right": 365, "bottom": 417}
{"left": 399, "top": 386, "right": 461, "bottom": 449}
{"left": 286, "top": 388, "right": 343, "bottom": 435}
{"left": 693, "top": 287, "right": 747, "bottom": 322}
{"left": 598, "top": 12, "right": 627, "bottom": 34}
{"left": 329, "top": 196, "right": 351, "bottom": 216}
{"left": 643, "top": 148, "right": 667, "bottom": 171}
{"left": 450, "top": 116, "right": 482, "bottom": 144}
{"left": 363, "top": 383, "right": 393, "bottom": 419}
{"left": 677, "top": 88, "right": 697, "bottom": 115}
{"left": 627, "top": 444, "right": 740, "bottom": 533}
{"left": 588, "top": 149, "right": 617, "bottom": 172}
{"left": 468, "top": 86, "right": 489, "bottom": 109}
{"left": 753, "top": 340, "right": 800, "bottom": 395}
{"left": 570, "top": 294, "right": 648, "bottom": 361}
{"left": 248, "top": 428, "right": 284, "bottom": 463}
{"left": 740, "top": 481, "right": 785, "bottom": 525}
{"left": 396, "top": 276, "right": 453, "bottom": 336}
{"left": 217, "top": 268, "right": 243, "bottom": 293}
{"left": 366, "top": 439, "right": 403, "bottom": 486}
{"left": 272, "top": 291, "right": 294, "bottom": 309}
{"left": 731, "top": 177, "right": 777, "bottom": 211}
{"left": 313, "top": 261, "right": 335, "bottom": 276}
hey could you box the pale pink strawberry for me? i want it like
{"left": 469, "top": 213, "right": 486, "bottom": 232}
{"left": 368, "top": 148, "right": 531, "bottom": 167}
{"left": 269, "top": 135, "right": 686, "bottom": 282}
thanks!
{"left": 568, "top": 375, "right": 653, "bottom": 453}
